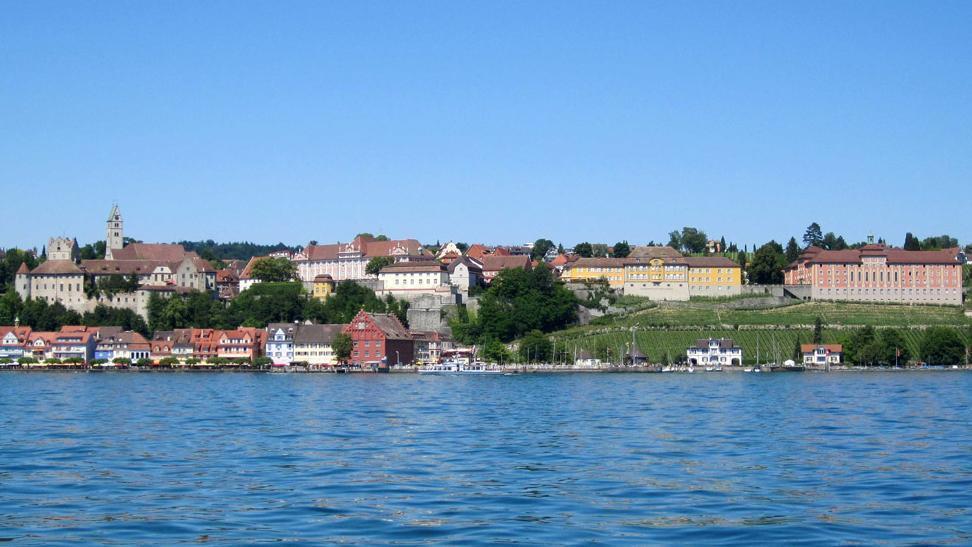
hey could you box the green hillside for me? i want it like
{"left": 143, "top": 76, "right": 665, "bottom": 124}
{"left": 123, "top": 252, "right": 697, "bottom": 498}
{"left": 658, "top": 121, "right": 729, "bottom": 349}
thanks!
{"left": 550, "top": 300, "right": 971, "bottom": 365}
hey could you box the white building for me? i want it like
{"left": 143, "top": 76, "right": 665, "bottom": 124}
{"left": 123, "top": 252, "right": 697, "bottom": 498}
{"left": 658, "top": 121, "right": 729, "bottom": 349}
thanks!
{"left": 447, "top": 257, "right": 483, "bottom": 297}
{"left": 801, "top": 344, "right": 843, "bottom": 367}
{"left": 378, "top": 261, "right": 456, "bottom": 302}
{"left": 293, "top": 235, "right": 425, "bottom": 282}
{"left": 686, "top": 338, "right": 743, "bottom": 367}
{"left": 266, "top": 323, "right": 298, "bottom": 365}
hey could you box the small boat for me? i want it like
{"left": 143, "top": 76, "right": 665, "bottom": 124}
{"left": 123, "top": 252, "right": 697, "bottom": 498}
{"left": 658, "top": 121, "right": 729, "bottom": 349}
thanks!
{"left": 417, "top": 361, "right": 503, "bottom": 375}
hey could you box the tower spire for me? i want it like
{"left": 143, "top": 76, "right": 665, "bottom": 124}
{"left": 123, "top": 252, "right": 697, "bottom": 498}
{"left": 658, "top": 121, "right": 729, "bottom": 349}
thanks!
{"left": 106, "top": 203, "right": 124, "bottom": 260}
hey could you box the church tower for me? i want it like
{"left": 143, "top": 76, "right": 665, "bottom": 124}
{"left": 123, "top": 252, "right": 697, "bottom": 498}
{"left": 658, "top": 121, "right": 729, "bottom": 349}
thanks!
{"left": 106, "top": 204, "right": 124, "bottom": 260}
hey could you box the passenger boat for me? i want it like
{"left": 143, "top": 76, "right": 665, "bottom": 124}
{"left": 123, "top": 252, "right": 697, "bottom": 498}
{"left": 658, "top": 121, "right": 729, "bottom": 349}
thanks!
{"left": 417, "top": 361, "right": 503, "bottom": 375}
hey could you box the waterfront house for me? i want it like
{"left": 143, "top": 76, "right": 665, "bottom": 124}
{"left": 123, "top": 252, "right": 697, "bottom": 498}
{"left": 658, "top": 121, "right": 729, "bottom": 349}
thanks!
{"left": 95, "top": 330, "right": 151, "bottom": 362}
{"left": 53, "top": 326, "right": 98, "bottom": 363}
{"left": 0, "top": 326, "right": 31, "bottom": 361}
{"left": 344, "top": 310, "right": 413, "bottom": 369}
{"left": 266, "top": 323, "right": 297, "bottom": 366}
{"left": 292, "top": 323, "right": 345, "bottom": 367}
{"left": 217, "top": 328, "right": 265, "bottom": 361}
{"left": 686, "top": 339, "right": 743, "bottom": 367}
{"left": 801, "top": 344, "right": 843, "bottom": 367}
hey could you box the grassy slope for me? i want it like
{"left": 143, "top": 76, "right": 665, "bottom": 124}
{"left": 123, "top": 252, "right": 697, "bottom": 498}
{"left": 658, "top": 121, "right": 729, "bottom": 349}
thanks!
{"left": 552, "top": 301, "right": 971, "bottom": 364}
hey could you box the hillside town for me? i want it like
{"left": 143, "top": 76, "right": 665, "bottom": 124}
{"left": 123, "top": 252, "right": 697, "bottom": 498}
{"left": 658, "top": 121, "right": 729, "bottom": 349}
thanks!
{"left": 0, "top": 205, "right": 969, "bottom": 371}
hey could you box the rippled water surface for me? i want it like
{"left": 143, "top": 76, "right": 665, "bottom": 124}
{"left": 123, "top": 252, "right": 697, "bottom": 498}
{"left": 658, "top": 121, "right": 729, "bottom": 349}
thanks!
{"left": 1, "top": 372, "right": 971, "bottom": 544}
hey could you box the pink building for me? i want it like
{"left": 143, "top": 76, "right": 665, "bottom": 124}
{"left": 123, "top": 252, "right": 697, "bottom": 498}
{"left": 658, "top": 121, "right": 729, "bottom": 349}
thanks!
{"left": 784, "top": 245, "right": 965, "bottom": 305}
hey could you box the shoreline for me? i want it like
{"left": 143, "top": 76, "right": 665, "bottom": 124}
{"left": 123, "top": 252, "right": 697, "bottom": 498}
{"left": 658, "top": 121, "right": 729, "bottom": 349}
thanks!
{"left": 1, "top": 365, "right": 968, "bottom": 374}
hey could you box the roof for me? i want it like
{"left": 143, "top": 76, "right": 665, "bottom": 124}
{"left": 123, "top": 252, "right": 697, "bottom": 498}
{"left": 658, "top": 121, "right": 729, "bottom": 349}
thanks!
{"left": 217, "top": 269, "right": 239, "bottom": 283}
{"left": 294, "top": 324, "right": 345, "bottom": 345}
{"left": 480, "top": 254, "right": 531, "bottom": 272}
{"left": 240, "top": 256, "right": 267, "bottom": 280}
{"left": 380, "top": 262, "right": 447, "bottom": 274}
{"left": 30, "top": 260, "right": 83, "bottom": 275}
{"left": 0, "top": 326, "right": 32, "bottom": 343}
{"left": 447, "top": 256, "right": 483, "bottom": 274}
{"left": 693, "top": 338, "right": 738, "bottom": 349}
{"left": 801, "top": 344, "right": 843, "bottom": 353}
{"left": 795, "top": 245, "right": 963, "bottom": 266}
{"left": 301, "top": 237, "right": 424, "bottom": 261}
{"left": 81, "top": 259, "right": 171, "bottom": 275}
{"left": 683, "top": 257, "right": 740, "bottom": 268}
{"left": 348, "top": 311, "right": 411, "bottom": 340}
{"left": 313, "top": 274, "right": 334, "bottom": 282}
{"left": 110, "top": 243, "right": 188, "bottom": 262}
{"left": 629, "top": 246, "right": 683, "bottom": 259}
{"left": 16, "top": 262, "right": 29, "bottom": 275}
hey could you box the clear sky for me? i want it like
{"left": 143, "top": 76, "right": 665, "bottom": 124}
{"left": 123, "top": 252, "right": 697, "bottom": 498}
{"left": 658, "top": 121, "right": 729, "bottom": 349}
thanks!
{"left": 2, "top": 1, "right": 970, "bottom": 251}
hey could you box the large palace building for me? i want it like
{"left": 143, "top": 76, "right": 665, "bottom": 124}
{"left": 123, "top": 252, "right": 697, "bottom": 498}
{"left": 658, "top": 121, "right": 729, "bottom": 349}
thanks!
{"left": 783, "top": 244, "right": 966, "bottom": 305}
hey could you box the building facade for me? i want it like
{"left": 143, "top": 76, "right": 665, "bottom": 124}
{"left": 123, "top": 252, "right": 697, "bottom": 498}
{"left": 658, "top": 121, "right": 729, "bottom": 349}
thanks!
{"left": 344, "top": 310, "right": 414, "bottom": 369}
{"left": 294, "top": 235, "right": 426, "bottom": 282}
{"left": 686, "top": 339, "right": 743, "bottom": 367}
{"left": 784, "top": 245, "right": 965, "bottom": 305}
{"left": 801, "top": 344, "right": 843, "bottom": 367}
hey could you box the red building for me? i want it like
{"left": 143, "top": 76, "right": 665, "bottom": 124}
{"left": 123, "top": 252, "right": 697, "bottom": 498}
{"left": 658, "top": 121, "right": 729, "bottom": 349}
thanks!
{"left": 344, "top": 310, "right": 413, "bottom": 369}
{"left": 784, "top": 244, "right": 965, "bottom": 305}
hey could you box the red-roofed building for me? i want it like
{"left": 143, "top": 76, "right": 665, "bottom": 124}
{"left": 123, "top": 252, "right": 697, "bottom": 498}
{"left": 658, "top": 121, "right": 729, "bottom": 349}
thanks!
{"left": 344, "top": 310, "right": 413, "bottom": 369}
{"left": 480, "top": 254, "right": 532, "bottom": 284}
{"left": 53, "top": 326, "right": 98, "bottom": 362}
{"left": 0, "top": 326, "right": 32, "bottom": 361}
{"left": 801, "top": 344, "right": 843, "bottom": 367}
{"left": 784, "top": 244, "right": 965, "bottom": 305}
{"left": 294, "top": 235, "right": 427, "bottom": 282}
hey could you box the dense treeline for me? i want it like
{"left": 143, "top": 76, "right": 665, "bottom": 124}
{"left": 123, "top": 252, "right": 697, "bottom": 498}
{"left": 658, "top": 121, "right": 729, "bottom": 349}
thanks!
{"left": 178, "top": 240, "right": 299, "bottom": 263}
{"left": 452, "top": 266, "right": 577, "bottom": 344}
{"left": 147, "top": 281, "right": 409, "bottom": 332}
{"left": 0, "top": 290, "right": 148, "bottom": 334}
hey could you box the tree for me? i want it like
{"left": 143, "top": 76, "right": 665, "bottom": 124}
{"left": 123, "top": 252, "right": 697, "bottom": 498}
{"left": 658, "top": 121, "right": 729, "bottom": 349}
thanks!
{"left": 785, "top": 237, "right": 801, "bottom": 263}
{"left": 813, "top": 317, "right": 823, "bottom": 344}
{"left": 574, "top": 242, "right": 593, "bottom": 258}
{"left": 667, "top": 231, "right": 681, "bottom": 250}
{"left": 845, "top": 326, "right": 879, "bottom": 366}
{"left": 250, "top": 257, "right": 297, "bottom": 283}
{"left": 746, "top": 241, "right": 786, "bottom": 284}
{"left": 332, "top": 333, "right": 353, "bottom": 363}
{"left": 531, "top": 239, "right": 555, "bottom": 261}
{"left": 612, "top": 241, "right": 631, "bottom": 258}
{"left": 876, "top": 329, "right": 910, "bottom": 366}
{"left": 920, "top": 235, "right": 958, "bottom": 250}
{"left": 518, "top": 330, "right": 552, "bottom": 363}
{"left": 365, "top": 256, "right": 395, "bottom": 276}
{"left": 458, "top": 266, "right": 577, "bottom": 343}
{"left": 719, "top": 236, "right": 727, "bottom": 253}
{"left": 590, "top": 243, "right": 609, "bottom": 257}
{"left": 803, "top": 222, "right": 823, "bottom": 247}
{"left": 481, "top": 338, "right": 511, "bottom": 364}
{"left": 903, "top": 232, "right": 921, "bottom": 251}
{"left": 920, "top": 327, "right": 964, "bottom": 366}
{"left": 677, "top": 227, "right": 707, "bottom": 254}
{"left": 253, "top": 356, "right": 272, "bottom": 368}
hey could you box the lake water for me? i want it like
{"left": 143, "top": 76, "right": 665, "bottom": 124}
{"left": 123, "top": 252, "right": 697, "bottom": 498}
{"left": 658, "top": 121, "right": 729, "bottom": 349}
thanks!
{"left": 1, "top": 372, "right": 970, "bottom": 544}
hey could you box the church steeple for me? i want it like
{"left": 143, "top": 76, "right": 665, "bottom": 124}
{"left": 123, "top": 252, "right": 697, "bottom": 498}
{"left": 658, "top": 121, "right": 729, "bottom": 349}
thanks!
{"left": 106, "top": 203, "right": 124, "bottom": 260}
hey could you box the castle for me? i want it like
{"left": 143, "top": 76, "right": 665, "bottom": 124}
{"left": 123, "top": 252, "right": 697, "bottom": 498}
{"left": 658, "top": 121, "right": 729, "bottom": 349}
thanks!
{"left": 15, "top": 205, "right": 217, "bottom": 319}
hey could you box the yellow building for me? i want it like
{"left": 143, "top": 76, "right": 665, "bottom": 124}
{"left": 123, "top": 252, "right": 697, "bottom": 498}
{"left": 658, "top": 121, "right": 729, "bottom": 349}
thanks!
{"left": 312, "top": 274, "right": 335, "bottom": 301}
{"left": 684, "top": 257, "right": 742, "bottom": 296}
{"left": 560, "top": 258, "right": 627, "bottom": 289}
{"left": 623, "top": 258, "right": 690, "bottom": 299}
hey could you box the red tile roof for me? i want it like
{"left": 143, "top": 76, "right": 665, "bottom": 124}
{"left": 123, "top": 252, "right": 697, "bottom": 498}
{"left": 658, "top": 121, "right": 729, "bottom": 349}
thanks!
{"left": 110, "top": 243, "right": 189, "bottom": 262}
{"left": 801, "top": 344, "right": 843, "bottom": 353}
{"left": 481, "top": 255, "right": 532, "bottom": 272}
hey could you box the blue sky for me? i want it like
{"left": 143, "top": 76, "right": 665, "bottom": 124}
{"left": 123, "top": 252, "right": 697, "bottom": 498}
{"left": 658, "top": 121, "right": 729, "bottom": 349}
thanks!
{"left": 2, "top": 1, "right": 970, "bottom": 251}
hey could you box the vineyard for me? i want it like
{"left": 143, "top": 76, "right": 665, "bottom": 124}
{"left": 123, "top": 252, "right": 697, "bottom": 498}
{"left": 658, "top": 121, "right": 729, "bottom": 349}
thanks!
{"left": 550, "top": 301, "right": 971, "bottom": 365}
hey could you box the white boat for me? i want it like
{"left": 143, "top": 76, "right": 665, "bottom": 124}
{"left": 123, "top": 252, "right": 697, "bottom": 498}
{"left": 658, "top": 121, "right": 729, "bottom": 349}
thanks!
{"left": 418, "top": 362, "right": 461, "bottom": 374}
{"left": 417, "top": 361, "right": 503, "bottom": 375}
{"left": 460, "top": 362, "right": 504, "bottom": 375}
